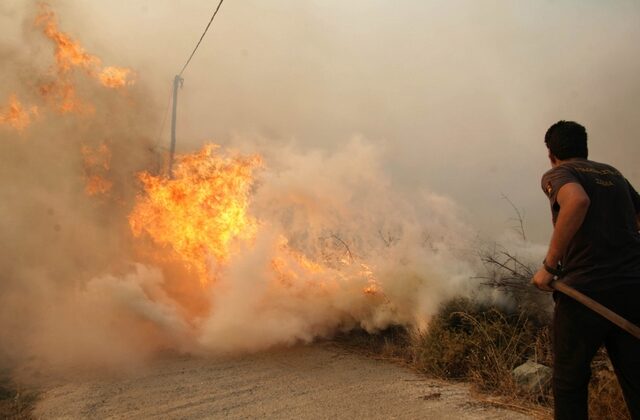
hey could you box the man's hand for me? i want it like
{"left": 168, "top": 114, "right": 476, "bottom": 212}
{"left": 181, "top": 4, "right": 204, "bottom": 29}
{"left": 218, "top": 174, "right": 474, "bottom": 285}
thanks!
{"left": 532, "top": 267, "right": 555, "bottom": 292}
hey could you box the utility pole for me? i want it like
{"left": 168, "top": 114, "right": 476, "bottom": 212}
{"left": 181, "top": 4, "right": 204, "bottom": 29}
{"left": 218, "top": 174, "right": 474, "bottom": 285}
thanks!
{"left": 168, "top": 75, "right": 183, "bottom": 178}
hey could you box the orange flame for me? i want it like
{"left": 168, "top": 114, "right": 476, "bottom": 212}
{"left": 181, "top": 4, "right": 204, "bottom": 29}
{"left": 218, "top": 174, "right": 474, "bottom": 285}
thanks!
{"left": 98, "top": 67, "right": 133, "bottom": 89}
{"left": 35, "top": 6, "right": 99, "bottom": 73}
{"left": 81, "top": 143, "right": 112, "bottom": 196}
{"left": 0, "top": 95, "right": 38, "bottom": 132}
{"left": 35, "top": 4, "right": 135, "bottom": 99}
{"left": 81, "top": 143, "right": 111, "bottom": 170}
{"left": 129, "top": 145, "right": 262, "bottom": 284}
{"left": 129, "top": 145, "right": 386, "bottom": 299}
{"left": 1, "top": 6, "right": 135, "bottom": 132}
{"left": 85, "top": 175, "right": 113, "bottom": 196}
{"left": 38, "top": 79, "right": 92, "bottom": 115}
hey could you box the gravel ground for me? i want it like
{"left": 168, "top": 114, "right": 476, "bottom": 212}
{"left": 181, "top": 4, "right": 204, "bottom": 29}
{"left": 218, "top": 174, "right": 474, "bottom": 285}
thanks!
{"left": 33, "top": 344, "right": 532, "bottom": 419}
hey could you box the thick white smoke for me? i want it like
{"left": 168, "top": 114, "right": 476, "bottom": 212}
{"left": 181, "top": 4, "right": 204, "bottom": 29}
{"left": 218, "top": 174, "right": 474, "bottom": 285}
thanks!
{"left": 0, "top": 2, "right": 551, "bottom": 376}
{"left": 195, "top": 138, "right": 477, "bottom": 352}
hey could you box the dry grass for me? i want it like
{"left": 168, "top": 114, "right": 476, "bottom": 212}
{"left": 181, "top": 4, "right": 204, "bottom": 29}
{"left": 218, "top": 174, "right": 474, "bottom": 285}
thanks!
{"left": 333, "top": 326, "right": 413, "bottom": 364}
{"left": 588, "top": 349, "right": 631, "bottom": 420}
{"left": 412, "top": 297, "right": 552, "bottom": 404}
{"left": 0, "top": 377, "right": 36, "bottom": 420}
{"left": 476, "top": 246, "right": 632, "bottom": 419}
{"left": 337, "top": 293, "right": 632, "bottom": 420}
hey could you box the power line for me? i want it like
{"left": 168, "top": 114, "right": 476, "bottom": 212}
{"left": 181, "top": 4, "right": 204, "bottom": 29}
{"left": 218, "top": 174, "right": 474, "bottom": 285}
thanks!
{"left": 178, "top": 0, "right": 225, "bottom": 77}
{"left": 167, "top": 0, "right": 225, "bottom": 177}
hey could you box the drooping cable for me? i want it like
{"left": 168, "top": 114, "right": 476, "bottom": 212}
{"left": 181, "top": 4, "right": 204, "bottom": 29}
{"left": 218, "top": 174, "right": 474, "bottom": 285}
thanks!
{"left": 178, "top": 0, "right": 225, "bottom": 77}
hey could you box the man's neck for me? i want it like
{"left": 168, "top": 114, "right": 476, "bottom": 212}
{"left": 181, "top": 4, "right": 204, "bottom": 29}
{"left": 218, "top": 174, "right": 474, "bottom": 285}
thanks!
{"left": 553, "top": 157, "right": 587, "bottom": 168}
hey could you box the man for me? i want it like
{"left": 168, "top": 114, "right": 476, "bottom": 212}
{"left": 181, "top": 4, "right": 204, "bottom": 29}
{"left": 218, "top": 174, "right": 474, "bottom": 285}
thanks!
{"left": 532, "top": 120, "right": 640, "bottom": 420}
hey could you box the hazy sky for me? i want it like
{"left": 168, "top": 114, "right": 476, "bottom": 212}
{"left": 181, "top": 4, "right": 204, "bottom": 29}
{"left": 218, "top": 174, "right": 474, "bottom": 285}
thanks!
{"left": 4, "top": 0, "right": 640, "bottom": 243}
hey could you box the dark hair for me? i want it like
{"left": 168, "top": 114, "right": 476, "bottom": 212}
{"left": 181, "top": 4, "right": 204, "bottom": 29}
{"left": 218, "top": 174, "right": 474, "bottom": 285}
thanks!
{"left": 544, "top": 121, "right": 588, "bottom": 160}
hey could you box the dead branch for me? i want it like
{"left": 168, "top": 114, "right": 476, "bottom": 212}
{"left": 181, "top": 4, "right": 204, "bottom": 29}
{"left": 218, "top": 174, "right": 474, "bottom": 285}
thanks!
{"left": 329, "top": 234, "right": 354, "bottom": 263}
{"left": 501, "top": 194, "right": 527, "bottom": 242}
{"left": 378, "top": 229, "right": 397, "bottom": 248}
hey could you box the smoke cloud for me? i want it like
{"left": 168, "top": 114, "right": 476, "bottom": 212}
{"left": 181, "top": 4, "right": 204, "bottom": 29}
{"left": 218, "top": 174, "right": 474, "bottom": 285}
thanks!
{"left": 47, "top": 0, "right": 639, "bottom": 243}
{"left": 0, "top": 2, "right": 478, "bottom": 375}
{"left": 197, "top": 139, "right": 476, "bottom": 352}
{"left": 2, "top": 0, "right": 638, "bottom": 375}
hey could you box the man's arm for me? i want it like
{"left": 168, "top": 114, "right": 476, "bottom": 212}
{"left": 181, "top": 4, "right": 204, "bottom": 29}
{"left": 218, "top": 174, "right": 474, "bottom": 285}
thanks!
{"left": 532, "top": 182, "right": 591, "bottom": 291}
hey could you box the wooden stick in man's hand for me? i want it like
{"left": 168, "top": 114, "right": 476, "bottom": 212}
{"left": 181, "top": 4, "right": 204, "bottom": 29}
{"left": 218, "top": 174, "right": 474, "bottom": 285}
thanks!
{"left": 551, "top": 280, "right": 640, "bottom": 340}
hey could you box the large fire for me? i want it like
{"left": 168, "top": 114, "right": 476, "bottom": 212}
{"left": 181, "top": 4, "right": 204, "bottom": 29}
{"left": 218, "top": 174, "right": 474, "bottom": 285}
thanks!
{"left": 4, "top": 5, "right": 385, "bottom": 301}
{"left": 3, "top": 5, "right": 392, "bottom": 355}
{"left": 129, "top": 144, "right": 385, "bottom": 307}
{"left": 129, "top": 146, "right": 263, "bottom": 284}
{"left": 0, "top": 4, "right": 476, "bottom": 362}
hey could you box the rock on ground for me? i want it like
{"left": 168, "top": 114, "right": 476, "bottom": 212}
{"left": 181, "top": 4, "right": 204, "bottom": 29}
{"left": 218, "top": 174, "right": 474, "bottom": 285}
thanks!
{"left": 513, "top": 360, "right": 553, "bottom": 394}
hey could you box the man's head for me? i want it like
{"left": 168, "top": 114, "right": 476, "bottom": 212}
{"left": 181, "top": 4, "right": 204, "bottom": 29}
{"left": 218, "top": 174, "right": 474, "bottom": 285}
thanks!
{"left": 545, "top": 121, "right": 588, "bottom": 166}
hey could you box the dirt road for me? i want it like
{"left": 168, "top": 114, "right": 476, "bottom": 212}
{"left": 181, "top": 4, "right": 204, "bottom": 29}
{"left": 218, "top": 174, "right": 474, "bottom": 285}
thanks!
{"left": 34, "top": 344, "right": 531, "bottom": 419}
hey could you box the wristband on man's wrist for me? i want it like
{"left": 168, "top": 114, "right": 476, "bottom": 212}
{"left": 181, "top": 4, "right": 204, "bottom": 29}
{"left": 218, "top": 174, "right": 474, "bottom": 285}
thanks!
{"left": 542, "top": 260, "right": 563, "bottom": 277}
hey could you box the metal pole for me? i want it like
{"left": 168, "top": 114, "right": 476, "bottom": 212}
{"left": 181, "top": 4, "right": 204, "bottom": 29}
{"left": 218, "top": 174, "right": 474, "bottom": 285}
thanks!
{"left": 168, "top": 75, "right": 183, "bottom": 178}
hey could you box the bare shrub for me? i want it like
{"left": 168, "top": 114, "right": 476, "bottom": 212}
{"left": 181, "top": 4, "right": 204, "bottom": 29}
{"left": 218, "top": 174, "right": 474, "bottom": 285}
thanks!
{"left": 477, "top": 246, "right": 552, "bottom": 324}
{"left": 412, "top": 297, "right": 551, "bottom": 401}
